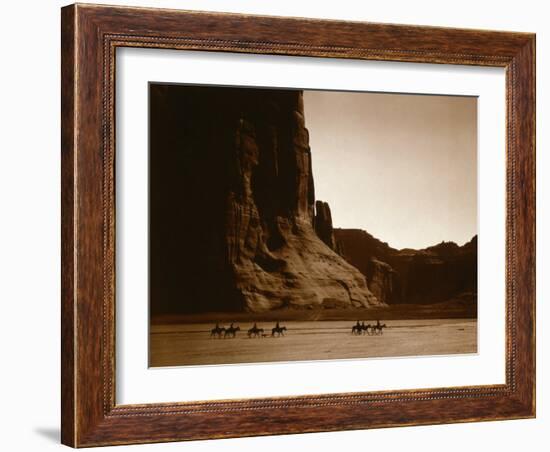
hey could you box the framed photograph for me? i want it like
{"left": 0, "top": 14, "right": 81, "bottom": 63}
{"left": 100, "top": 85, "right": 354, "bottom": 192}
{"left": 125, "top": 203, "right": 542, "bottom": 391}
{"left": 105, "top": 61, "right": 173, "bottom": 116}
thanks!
{"left": 61, "top": 3, "right": 536, "bottom": 447}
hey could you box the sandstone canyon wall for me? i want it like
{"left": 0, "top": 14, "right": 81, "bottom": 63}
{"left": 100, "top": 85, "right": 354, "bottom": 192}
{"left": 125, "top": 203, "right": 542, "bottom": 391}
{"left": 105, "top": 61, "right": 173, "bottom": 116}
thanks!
{"left": 150, "top": 85, "right": 380, "bottom": 315}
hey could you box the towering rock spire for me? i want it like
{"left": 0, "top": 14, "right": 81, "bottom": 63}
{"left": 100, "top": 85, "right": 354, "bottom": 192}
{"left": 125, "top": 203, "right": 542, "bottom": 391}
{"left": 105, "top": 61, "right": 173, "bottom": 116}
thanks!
{"left": 314, "top": 200, "right": 336, "bottom": 250}
{"left": 150, "top": 85, "right": 381, "bottom": 314}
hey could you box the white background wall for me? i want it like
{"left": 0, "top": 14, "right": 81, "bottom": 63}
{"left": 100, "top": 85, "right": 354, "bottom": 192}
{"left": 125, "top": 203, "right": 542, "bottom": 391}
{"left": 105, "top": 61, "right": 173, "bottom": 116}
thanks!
{"left": 0, "top": 1, "right": 546, "bottom": 450}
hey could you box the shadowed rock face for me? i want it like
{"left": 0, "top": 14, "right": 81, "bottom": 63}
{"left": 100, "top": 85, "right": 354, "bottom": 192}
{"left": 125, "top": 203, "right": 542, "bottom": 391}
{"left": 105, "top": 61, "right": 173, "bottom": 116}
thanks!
{"left": 314, "top": 200, "right": 336, "bottom": 249}
{"left": 366, "top": 259, "right": 403, "bottom": 305}
{"left": 150, "top": 85, "right": 380, "bottom": 315}
{"left": 334, "top": 229, "right": 477, "bottom": 305}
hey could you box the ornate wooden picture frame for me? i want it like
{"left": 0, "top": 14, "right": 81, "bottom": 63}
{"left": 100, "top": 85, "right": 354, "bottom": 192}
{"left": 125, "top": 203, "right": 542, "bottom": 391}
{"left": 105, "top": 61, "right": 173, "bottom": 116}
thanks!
{"left": 61, "top": 3, "right": 535, "bottom": 447}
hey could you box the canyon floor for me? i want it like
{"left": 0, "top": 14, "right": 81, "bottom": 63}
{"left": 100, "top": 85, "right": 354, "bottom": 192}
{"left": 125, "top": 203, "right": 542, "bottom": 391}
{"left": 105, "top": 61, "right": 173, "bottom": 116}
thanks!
{"left": 149, "top": 317, "right": 477, "bottom": 367}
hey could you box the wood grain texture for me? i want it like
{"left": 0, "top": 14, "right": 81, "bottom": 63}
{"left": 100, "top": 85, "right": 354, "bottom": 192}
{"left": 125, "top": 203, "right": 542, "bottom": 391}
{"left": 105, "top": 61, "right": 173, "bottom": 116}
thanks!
{"left": 61, "top": 5, "right": 76, "bottom": 447}
{"left": 61, "top": 3, "right": 536, "bottom": 447}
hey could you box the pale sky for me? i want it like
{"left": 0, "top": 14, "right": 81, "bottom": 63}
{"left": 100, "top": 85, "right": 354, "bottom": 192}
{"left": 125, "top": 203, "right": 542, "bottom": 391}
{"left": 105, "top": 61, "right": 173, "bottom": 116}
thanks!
{"left": 303, "top": 90, "right": 477, "bottom": 250}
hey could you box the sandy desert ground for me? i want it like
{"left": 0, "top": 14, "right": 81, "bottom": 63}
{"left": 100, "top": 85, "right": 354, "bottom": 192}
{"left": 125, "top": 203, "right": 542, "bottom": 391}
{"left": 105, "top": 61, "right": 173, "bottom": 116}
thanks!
{"left": 150, "top": 318, "right": 477, "bottom": 367}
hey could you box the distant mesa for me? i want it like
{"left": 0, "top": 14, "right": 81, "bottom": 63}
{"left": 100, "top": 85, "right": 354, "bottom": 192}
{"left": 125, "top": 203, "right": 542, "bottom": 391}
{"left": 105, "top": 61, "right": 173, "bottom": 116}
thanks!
{"left": 334, "top": 229, "right": 477, "bottom": 306}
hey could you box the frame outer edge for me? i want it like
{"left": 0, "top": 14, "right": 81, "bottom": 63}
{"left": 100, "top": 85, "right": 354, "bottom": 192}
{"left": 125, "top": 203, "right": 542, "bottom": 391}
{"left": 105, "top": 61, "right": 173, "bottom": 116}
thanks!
{"left": 514, "top": 35, "right": 536, "bottom": 416}
{"left": 61, "top": 3, "right": 536, "bottom": 446}
{"left": 531, "top": 35, "right": 536, "bottom": 417}
{"left": 61, "top": 3, "right": 77, "bottom": 448}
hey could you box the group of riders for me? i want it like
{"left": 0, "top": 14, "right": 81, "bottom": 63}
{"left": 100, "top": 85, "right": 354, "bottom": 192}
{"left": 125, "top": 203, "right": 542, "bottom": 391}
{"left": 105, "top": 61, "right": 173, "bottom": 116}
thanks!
{"left": 351, "top": 319, "right": 387, "bottom": 335}
{"left": 210, "top": 320, "right": 388, "bottom": 338}
{"left": 210, "top": 321, "right": 287, "bottom": 339}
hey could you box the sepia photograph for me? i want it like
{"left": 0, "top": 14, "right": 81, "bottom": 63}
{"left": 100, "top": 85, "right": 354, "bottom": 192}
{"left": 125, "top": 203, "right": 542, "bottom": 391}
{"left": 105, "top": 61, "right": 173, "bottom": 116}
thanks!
{"left": 149, "top": 83, "right": 478, "bottom": 367}
{"left": 52, "top": 2, "right": 537, "bottom": 447}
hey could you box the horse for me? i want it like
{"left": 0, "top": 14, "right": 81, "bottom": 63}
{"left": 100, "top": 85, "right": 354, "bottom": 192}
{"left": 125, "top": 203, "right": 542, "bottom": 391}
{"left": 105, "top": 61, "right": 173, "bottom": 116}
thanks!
{"left": 351, "top": 324, "right": 362, "bottom": 335}
{"left": 272, "top": 325, "right": 287, "bottom": 337}
{"left": 352, "top": 321, "right": 368, "bottom": 335}
{"left": 371, "top": 321, "right": 387, "bottom": 335}
{"left": 351, "top": 320, "right": 363, "bottom": 335}
{"left": 224, "top": 325, "right": 240, "bottom": 338}
{"left": 247, "top": 324, "right": 264, "bottom": 338}
{"left": 247, "top": 326, "right": 257, "bottom": 338}
{"left": 210, "top": 324, "right": 225, "bottom": 338}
